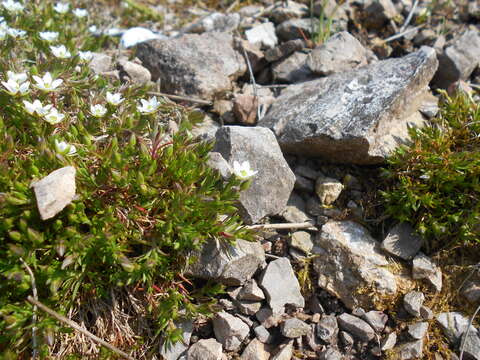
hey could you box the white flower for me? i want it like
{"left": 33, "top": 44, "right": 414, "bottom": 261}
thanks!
{"left": 78, "top": 50, "right": 93, "bottom": 62}
{"left": 7, "top": 71, "right": 27, "bottom": 83}
{"left": 23, "top": 99, "right": 52, "bottom": 115}
{"left": 55, "top": 139, "right": 76, "bottom": 155}
{"left": 2, "top": 79, "right": 29, "bottom": 95}
{"left": 232, "top": 161, "right": 257, "bottom": 180}
{"left": 53, "top": 2, "right": 69, "bottom": 14}
{"left": 0, "top": 29, "right": 6, "bottom": 40}
{"left": 33, "top": 72, "right": 63, "bottom": 92}
{"left": 50, "top": 44, "right": 71, "bottom": 59}
{"left": 137, "top": 96, "right": 160, "bottom": 114}
{"left": 7, "top": 27, "right": 26, "bottom": 38}
{"left": 43, "top": 108, "right": 65, "bottom": 124}
{"left": 73, "top": 8, "right": 88, "bottom": 18}
{"left": 120, "top": 27, "right": 158, "bottom": 48}
{"left": 106, "top": 91, "right": 124, "bottom": 106}
{"left": 2, "top": 0, "right": 24, "bottom": 13}
{"left": 88, "top": 25, "right": 98, "bottom": 33}
{"left": 90, "top": 104, "right": 107, "bottom": 117}
{"left": 39, "top": 31, "right": 59, "bottom": 42}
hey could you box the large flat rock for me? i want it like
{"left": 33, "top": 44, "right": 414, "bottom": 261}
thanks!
{"left": 136, "top": 32, "right": 246, "bottom": 100}
{"left": 258, "top": 46, "right": 438, "bottom": 164}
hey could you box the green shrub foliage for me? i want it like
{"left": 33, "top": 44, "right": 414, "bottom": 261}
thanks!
{"left": 0, "top": 1, "right": 252, "bottom": 357}
{"left": 381, "top": 93, "right": 480, "bottom": 252}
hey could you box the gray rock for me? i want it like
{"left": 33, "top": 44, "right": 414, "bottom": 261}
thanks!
{"left": 461, "top": 280, "right": 480, "bottom": 303}
{"left": 240, "top": 338, "right": 269, "bottom": 360}
{"left": 272, "top": 52, "right": 314, "bottom": 84}
{"left": 307, "top": 31, "right": 368, "bottom": 76}
{"left": 280, "top": 192, "right": 313, "bottom": 224}
{"left": 289, "top": 231, "right": 314, "bottom": 254}
{"left": 418, "top": 92, "right": 439, "bottom": 119}
{"left": 265, "top": 39, "right": 305, "bottom": 62}
{"left": 315, "top": 175, "right": 344, "bottom": 205}
{"left": 207, "top": 152, "right": 232, "bottom": 180}
{"left": 268, "top": 1, "right": 308, "bottom": 24}
{"left": 117, "top": 58, "right": 151, "bottom": 85}
{"left": 433, "top": 29, "right": 480, "bottom": 89}
{"left": 246, "top": 22, "right": 278, "bottom": 49}
{"left": 294, "top": 174, "right": 315, "bottom": 193}
{"left": 316, "top": 314, "right": 338, "bottom": 343}
{"left": 254, "top": 325, "right": 272, "bottom": 344}
{"left": 186, "top": 238, "right": 265, "bottom": 286}
{"left": 408, "top": 322, "right": 429, "bottom": 340}
{"left": 420, "top": 305, "right": 433, "bottom": 320}
{"left": 412, "top": 252, "right": 442, "bottom": 292}
{"left": 362, "top": 311, "right": 388, "bottom": 333}
{"left": 461, "top": 332, "right": 480, "bottom": 360}
{"left": 364, "top": 0, "right": 398, "bottom": 29}
{"left": 258, "top": 47, "right": 438, "bottom": 165}
{"left": 255, "top": 307, "right": 283, "bottom": 328}
{"left": 213, "top": 311, "right": 250, "bottom": 351}
{"left": 213, "top": 126, "right": 295, "bottom": 224}
{"left": 294, "top": 165, "right": 319, "bottom": 180}
{"left": 238, "top": 279, "right": 265, "bottom": 301}
{"left": 276, "top": 18, "right": 319, "bottom": 42}
{"left": 319, "top": 347, "right": 343, "bottom": 360}
{"left": 188, "top": 12, "right": 240, "bottom": 33}
{"left": 337, "top": 313, "right": 375, "bottom": 342}
{"left": 258, "top": 257, "right": 305, "bottom": 314}
{"left": 136, "top": 32, "right": 246, "bottom": 100}
{"left": 187, "top": 338, "right": 224, "bottom": 360}
{"left": 271, "top": 341, "right": 294, "bottom": 360}
{"left": 160, "top": 320, "right": 193, "bottom": 360}
{"left": 235, "top": 300, "right": 263, "bottom": 316}
{"left": 89, "top": 53, "right": 113, "bottom": 74}
{"left": 381, "top": 332, "right": 397, "bottom": 350}
{"left": 191, "top": 115, "right": 220, "bottom": 142}
{"left": 436, "top": 312, "right": 478, "bottom": 345}
{"left": 33, "top": 166, "right": 76, "bottom": 221}
{"left": 312, "top": 221, "right": 401, "bottom": 310}
{"left": 339, "top": 330, "right": 354, "bottom": 349}
{"left": 382, "top": 223, "right": 423, "bottom": 261}
{"left": 281, "top": 318, "right": 310, "bottom": 338}
{"left": 403, "top": 291, "right": 425, "bottom": 317}
{"left": 396, "top": 340, "right": 423, "bottom": 359}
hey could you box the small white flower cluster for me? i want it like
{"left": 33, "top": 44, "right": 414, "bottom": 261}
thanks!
{"left": 2, "top": 0, "right": 23, "bottom": 13}
{"left": 1, "top": 71, "right": 29, "bottom": 95}
{"left": 0, "top": 16, "right": 26, "bottom": 40}
{"left": 53, "top": 2, "right": 88, "bottom": 18}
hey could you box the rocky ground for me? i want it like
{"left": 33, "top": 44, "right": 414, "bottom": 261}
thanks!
{"left": 74, "top": 0, "right": 480, "bottom": 359}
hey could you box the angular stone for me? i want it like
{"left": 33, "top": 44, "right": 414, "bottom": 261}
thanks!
{"left": 213, "top": 311, "right": 250, "bottom": 351}
{"left": 364, "top": 0, "right": 398, "bottom": 29}
{"left": 235, "top": 300, "right": 262, "bottom": 316}
{"left": 246, "top": 22, "right": 278, "bottom": 49}
{"left": 307, "top": 32, "right": 368, "bottom": 76}
{"left": 403, "top": 291, "right": 425, "bottom": 317}
{"left": 160, "top": 320, "right": 193, "bottom": 360}
{"left": 461, "top": 332, "right": 480, "bottom": 360}
{"left": 254, "top": 325, "right": 272, "bottom": 344}
{"left": 462, "top": 280, "right": 480, "bottom": 303}
{"left": 117, "top": 58, "right": 151, "bottom": 85}
{"left": 396, "top": 340, "right": 423, "bottom": 359}
{"left": 271, "top": 341, "right": 293, "bottom": 360}
{"left": 436, "top": 312, "right": 478, "bottom": 345}
{"left": 238, "top": 279, "right": 265, "bottom": 301}
{"left": 381, "top": 332, "right": 397, "bottom": 350}
{"left": 255, "top": 307, "right": 283, "bottom": 329}
{"left": 312, "top": 221, "right": 400, "bottom": 309}
{"left": 316, "top": 314, "right": 338, "bottom": 343}
{"left": 186, "top": 238, "right": 265, "bottom": 286}
{"left": 233, "top": 94, "right": 258, "bottom": 125}
{"left": 337, "top": 313, "right": 375, "bottom": 342}
{"left": 207, "top": 152, "right": 232, "bottom": 180}
{"left": 191, "top": 115, "right": 220, "bottom": 142}
{"left": 33, "top": 166, "right": 76, "bottom": 220}
{"left": 89, "top": 53, "right": 113, "bottom": 74}
{"left": 272, "top": 52, "right": 313, "bottom": 84}
{"left": 258, "top": 47, "right": 438, "bottom": 165}
{"left": 315, "top": 175, "right": 344, "bottom": 205}
{"left": 136, "top": 32, "right": 246, "bottom": 100}
{"left": 294, "top": 174, "right": 314, "bottom": 193}
{"left": 276, "top": 18, "right": 319, "bottom": 42}
{"left": 289, "top": 231, "right": 314, "bottom": 254}
{"left": 265, "top": 39, "right": 305, "bottom": 63}
{"left": 240, "top": 338, "right": 269, "bottom": 360}
{"left": 412, "top": 252, "right": 442, "bottom": 292}
{"left": 433, "top": 29, "right": 480, "bottom": 89}
{"left": 382, "top": 223, "right": 423, "bottom": 260}
{"left": 281, "top": 318, "right": 310, "bottom": 338}
{"left": 188, "top": 12, "right": 240, "bottom": 33}
{"left": 187, "top": 338, "right": 223, "bottom": 360}
{"left": 258, "top": 258, "right": 305, "bottom": 314}
{"left": 319, "top": 347, "right": 342, "bottom": 360}
{"left": 339, "top": 330, "right": 354, "bottom": 349}
{"left": 280, "top": 192, "right": 313, "bottom": 224}
{"left": 408, "top": 322, "right": 429, "bottom": 340}
{"left": 420, "top": 305, "right": 433, "bottom": 320}
{"left": 213, "top": 126, "right": 295, "bottom": 224}
{"left": 268, "top": 1, "right": 308, "bottom": 24}
{"left": 362, "top": 311, "right": 388, "bottom": 333}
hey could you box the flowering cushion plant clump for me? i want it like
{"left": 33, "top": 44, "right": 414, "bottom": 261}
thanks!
{"left": 0, "top": 1, "right": 254, "bottom": 358}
